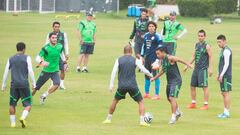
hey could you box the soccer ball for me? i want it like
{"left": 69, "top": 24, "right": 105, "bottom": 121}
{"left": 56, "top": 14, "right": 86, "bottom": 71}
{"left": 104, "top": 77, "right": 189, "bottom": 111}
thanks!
{"left": 144, "top": 112, "right": 153, "bottom": 124}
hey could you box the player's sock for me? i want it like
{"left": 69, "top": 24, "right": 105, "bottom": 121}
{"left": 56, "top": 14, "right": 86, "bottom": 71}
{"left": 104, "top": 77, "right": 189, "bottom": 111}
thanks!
{"left": 82, "top": 66, "right": 87, "bottom": 70}
{"left": 224, "top": 108, "right": 230, "bottom": 116}
{"left": 106, "top": 114, "right": 112, "bottom": 120}
{"left": 154, "top": 78, "right": 160, "bottom": 95}
{"left": 140, "top": 115, "right": 144, "bottom": 123}
{"left": 60, "top": 80, "right": 64, "bottom": 86}
{"left": 192, "top": 100, "right": 196, "bottom": 104}
{"left": 42, "top": 91, "right": 49, "bottom": 98}
{"left": 204, "top": 101, "right": 208, "bottom": 105}
{"left": 10, "top": 115, "right": 16, "bottom": 124}
{"left": 20, "top": 110, "right": 29, "bottom": 120}
{"left": 144, "top": 79, "right": 150, "bottom": 94}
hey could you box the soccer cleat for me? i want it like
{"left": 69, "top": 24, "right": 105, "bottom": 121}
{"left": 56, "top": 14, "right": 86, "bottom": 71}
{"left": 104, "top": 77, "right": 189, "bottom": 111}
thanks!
{"left": 143, "top": 94, "right": 151, "bottom": 99}
{"left": 60, "top": 84, "right": 66, "bottom": 90}
{"left": 102, "top": 119, "right": 111, "bottom": 124}
{"left": 200, "top": 104, "right": 208, "bottom": 110}
{"left": 19, "top": 118, "right": 27, "bottom": 128}
{"left": 151, "top": 95, "right": 160, "bottom": 100}
{"left": 176, "top": 112, "right": 183, "bottom": 121}
{"left": 40, "top": 96, "right": 46, "bottom": 105}
{"left": 82, "top": 69, "right": 89, "bottom": 73}
{"left": 187, "top": 103, "right": 197, "bottom": 109}
{"left": 168, "top": 118, "right": 176, "bottom": 124}
{"left": 76, "top": 68, "right": 81, "bottom": 73}
{"left": 140, "top": 122, "right": 150, "bottom": 127}
{"left": 218, "top": 113, "right": 230, "bottom": 119}
{"left": 10, "top": 123, "right": 16, "bottom": 128}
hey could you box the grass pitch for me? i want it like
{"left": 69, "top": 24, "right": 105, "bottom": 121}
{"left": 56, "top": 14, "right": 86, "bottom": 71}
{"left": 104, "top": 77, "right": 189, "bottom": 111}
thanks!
{"left": 0, "top": 12, "right": 239, "bottom": 135}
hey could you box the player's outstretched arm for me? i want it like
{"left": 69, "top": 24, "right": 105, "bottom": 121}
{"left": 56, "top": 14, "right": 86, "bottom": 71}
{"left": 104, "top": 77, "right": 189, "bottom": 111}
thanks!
{"left": 64, "top": 33, "right": 69, "bottom": 58}
{"left": 150, "top": 69, "right": 165, "bottom": 82}
{"left": 169, "top": 55, "right": 193, "bottom": 69}
{"left": 176, "top": 28, "right": 187, "bottom": 40}
{"left": 206, "top": 44, "right": 213, "bottom": 77}
{"left": 27, "top": 56, "right": 36, "bottom": 89}
{"left": 109, "top": 59, "right": 119, "bottom": 92}
{"left": 1, "top": 59, "right": 10, "bottom": 91}
{"left": 136, "top": 59, "right": 153, "bottom": 78}
{"left": 184, "top": 51, "right": 195, "bottom": 72}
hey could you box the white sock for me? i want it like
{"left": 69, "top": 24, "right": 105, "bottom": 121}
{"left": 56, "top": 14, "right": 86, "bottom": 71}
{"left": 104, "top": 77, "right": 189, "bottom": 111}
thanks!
{"left": 77, "top": 66, "right": 80, "bottom": 69}
{"left": 192, "top": 100, "right": 196, "bottom": 104}
{"left": 176, "top": 108, "right": 181, "bottom": 115}
{"left": 10, "top": 115, "right": 16, "bottom": 124}
{"left": 82, "top": 66, "right": 87, "bottom": 70}
{"left": 204, "top": 101, "right": 208, "bottom": 105}
{"left": 107, "top": 114, "right": 112, "bottom": 120}
{"left": 140, "top": 115, "right": 144, "bottom": 123}
{"left": 171, "top": 113, "right": 176, "bottom": 120}
{"left": 42, "top": 91, "right": 49, "bottom": 97}
{"left": 60, "top": 80, "right": 64, "bottom": 86}
{"left": 21, "top": 110, "right": 29, "bottom": 120}
{"left": 224, "top": 108, "right": 230, "bottom": 115}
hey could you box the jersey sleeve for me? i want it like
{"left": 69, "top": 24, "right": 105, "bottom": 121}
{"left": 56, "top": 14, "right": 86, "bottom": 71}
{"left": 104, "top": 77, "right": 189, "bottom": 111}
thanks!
{"left": 176, "top": 23, "right": 184, "bottom": 31}
{"left": 129, "top": 21, "right": 137, "bottom": 39}
{"left": 93, "top": 23, "right": 96, "bottom": 34}
{"left": 77, "top": 21, "right": 84, "bottom": 31}
{"left": 39, "top": 47, "right": 46, "bottom": 57}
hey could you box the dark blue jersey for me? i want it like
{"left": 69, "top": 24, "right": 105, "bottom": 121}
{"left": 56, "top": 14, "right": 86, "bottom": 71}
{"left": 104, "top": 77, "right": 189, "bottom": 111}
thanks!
{"left": 141, "top": 32, "right": 162, "bottom": 62}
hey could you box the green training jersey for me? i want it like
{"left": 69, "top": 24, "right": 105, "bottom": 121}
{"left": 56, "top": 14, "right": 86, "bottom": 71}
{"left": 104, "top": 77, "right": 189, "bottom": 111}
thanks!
{"left": 39, "top": 43, "right": 63, "bottom": 73}
{"left": 77, "top": 20, "right": 96, "bottom": 43}
{"left": 163, "top": 20, "right": 184, "bottom": 43}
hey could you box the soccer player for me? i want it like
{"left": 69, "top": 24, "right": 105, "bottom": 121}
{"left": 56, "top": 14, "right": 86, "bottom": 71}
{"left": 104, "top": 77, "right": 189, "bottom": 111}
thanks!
{"left": 151, "top": 46, "right": 192, "bottom": 124}
{"left": 161, "top": 11, "right": 187, "bottom": 55}
{"left": 76, "top": 11, "right": 96, "bottom": 73}
{"left": 186, "top": 30, "right": 213, "bottom": 110}
{"left": 216, "top": 35, "right": 232, "bottom": 118}
{"left": 1, "top": 42, "right": 36, "bottom": 128}
{"left": 102, "top": 45, "right": 153, "bottom": 126}
{"left": 141, "top": 21, "right": 162, "bottom": 100}
{"left": 129, "top": 8, "right": 149, "bottom": 59}
{"left": 45, "top": 21, "right": 69, "bottom": 90}
{"left": 33, "top": 32, "right": 66, "bottom": 104}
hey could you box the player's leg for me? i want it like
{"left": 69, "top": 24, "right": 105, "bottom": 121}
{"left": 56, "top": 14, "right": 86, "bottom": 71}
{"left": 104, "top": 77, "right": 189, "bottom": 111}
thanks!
{"left": 218, "top": 77, "right": 231, "bottom": 118}
{"left": 77, "top": 44, "right": 87, "bottom": 72}
{"left": 34, "top": 71, "right": 51, "bottom": 95}
{"left": 144, "top": 58, "right": 151, "bottom": 98}
{"left": 103, "top": 88, "right": 126, "bottom": 124}
{"left": 167, "top": 84, "right": 181, "bottom": 124}
{"left": 152, "top": 69, "right": 160, "bottom": 100}
{"left": 19, "top": 87, "right": 32, "bottom": 128}
{"left": 9, "top": 87, "right": 20, "bottom": 128}
{"left": 82, "top": 44, "right": 94, "bottom": 72}
{"left": 40, "top": 72, "right": 60, "bottom": 104}
{"left": 188, "top": 70, "right": 198, "bottom": 108}
{"left": 82, "top": 54, "right": 89, "bottom": 72}
{"left": 200, "top": 69, "right": 209, "bottom": 110}
{"left": 59, "top": 60, "right": 66, "bottom": 89}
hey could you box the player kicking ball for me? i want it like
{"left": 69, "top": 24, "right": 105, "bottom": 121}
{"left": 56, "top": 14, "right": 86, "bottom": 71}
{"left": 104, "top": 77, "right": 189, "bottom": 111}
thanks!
{"left": 216, "top": 35, "right": 232, "bottom": 118}
{"left": 1, "top": 42, "right": 36, "bottom": 128}
{"left": 103, "top": 45, "right": 153, "bottom": 126}
{"left": 151, "top": 46, "right": 192, "bottom": 124}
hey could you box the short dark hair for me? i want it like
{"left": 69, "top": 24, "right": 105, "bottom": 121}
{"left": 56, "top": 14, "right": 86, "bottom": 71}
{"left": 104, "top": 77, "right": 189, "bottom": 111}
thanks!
{"left": 52, "top": 21, "right": 60, "bottom": 27}
{"left": 141, "top": 8, "right": 148, "bottom": 13}
{"left": 124, "top": 45, "right": 132, "bottom": 54}
{"left": 156, "top": 45, "right": 167, "bottom": 53}
{"left": 147, "top": 21, "right": 157, "bottom": 30}
{"left": 198, "top": 29, "right": 206, "bottom": 36}
{"left": 217, "top": 34, "right": 226, "bottom": 41}
{"left": 49, "top": 32, "right": 57, "bottom": 38}
{"left": 16, "top": 42, "right": 26, "bottom": 51}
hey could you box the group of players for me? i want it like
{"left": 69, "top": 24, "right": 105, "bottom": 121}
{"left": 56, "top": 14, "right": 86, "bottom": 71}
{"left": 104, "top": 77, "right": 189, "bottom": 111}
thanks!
{"left": 1, "top": 12, "right": 96, "bottom": 128}
{"left": 103, "top": 9, "right": 232, "bottom": 126}
{"left": 1, "top": 9, "right": 232, "bottom": 128}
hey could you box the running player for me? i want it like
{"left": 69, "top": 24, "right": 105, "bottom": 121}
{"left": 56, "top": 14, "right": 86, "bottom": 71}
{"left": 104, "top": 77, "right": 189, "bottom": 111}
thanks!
{"left": 216, "top": 34, "right": 232, "bottom": 118}
{"left": 129, "top": 8, "right": 149, "bottom": 59}
{"left": 151, "top": 46, "right": 192, "bottom": 124}
{"left": 33, "top": 32, "right": 66, "bottom": 104}
{"left": 1, "top": 42, "right": 36, "bottom": 128}
{"left": 103, "top": 45, "right": 153, "bottom": 127}
{"left": 161, "top": 11, "right": 187, "bottom": 55}
{"left": 45, "top": 21, "right": 69, "bottom": 89}
{"left": 141, "top": 21, "right": 162, "bottom": 100}
{"left": 186, "top": 30, "right": 213, "bottom": 110}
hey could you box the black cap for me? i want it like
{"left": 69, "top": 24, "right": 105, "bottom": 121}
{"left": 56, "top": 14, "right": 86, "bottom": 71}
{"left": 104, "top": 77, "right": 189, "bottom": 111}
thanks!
{"left": 86, "top": 11, "right": 93, "bottom": 16}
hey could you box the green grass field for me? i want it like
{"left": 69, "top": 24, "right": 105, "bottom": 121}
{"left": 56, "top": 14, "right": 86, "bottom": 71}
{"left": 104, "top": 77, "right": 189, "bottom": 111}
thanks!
{"left": 0, "top": 11, "right": 239, "bottom": 135}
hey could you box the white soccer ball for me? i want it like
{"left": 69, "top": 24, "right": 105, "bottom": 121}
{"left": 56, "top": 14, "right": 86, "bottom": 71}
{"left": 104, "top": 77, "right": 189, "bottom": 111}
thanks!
{"left": 144, "top": 112, "right": 153, "bottom": 124}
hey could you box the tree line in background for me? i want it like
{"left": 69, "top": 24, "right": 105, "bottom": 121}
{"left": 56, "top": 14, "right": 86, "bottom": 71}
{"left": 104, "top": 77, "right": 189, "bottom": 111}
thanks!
{"left": 119, "top": 0, "right": 177, "bottom": 9}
